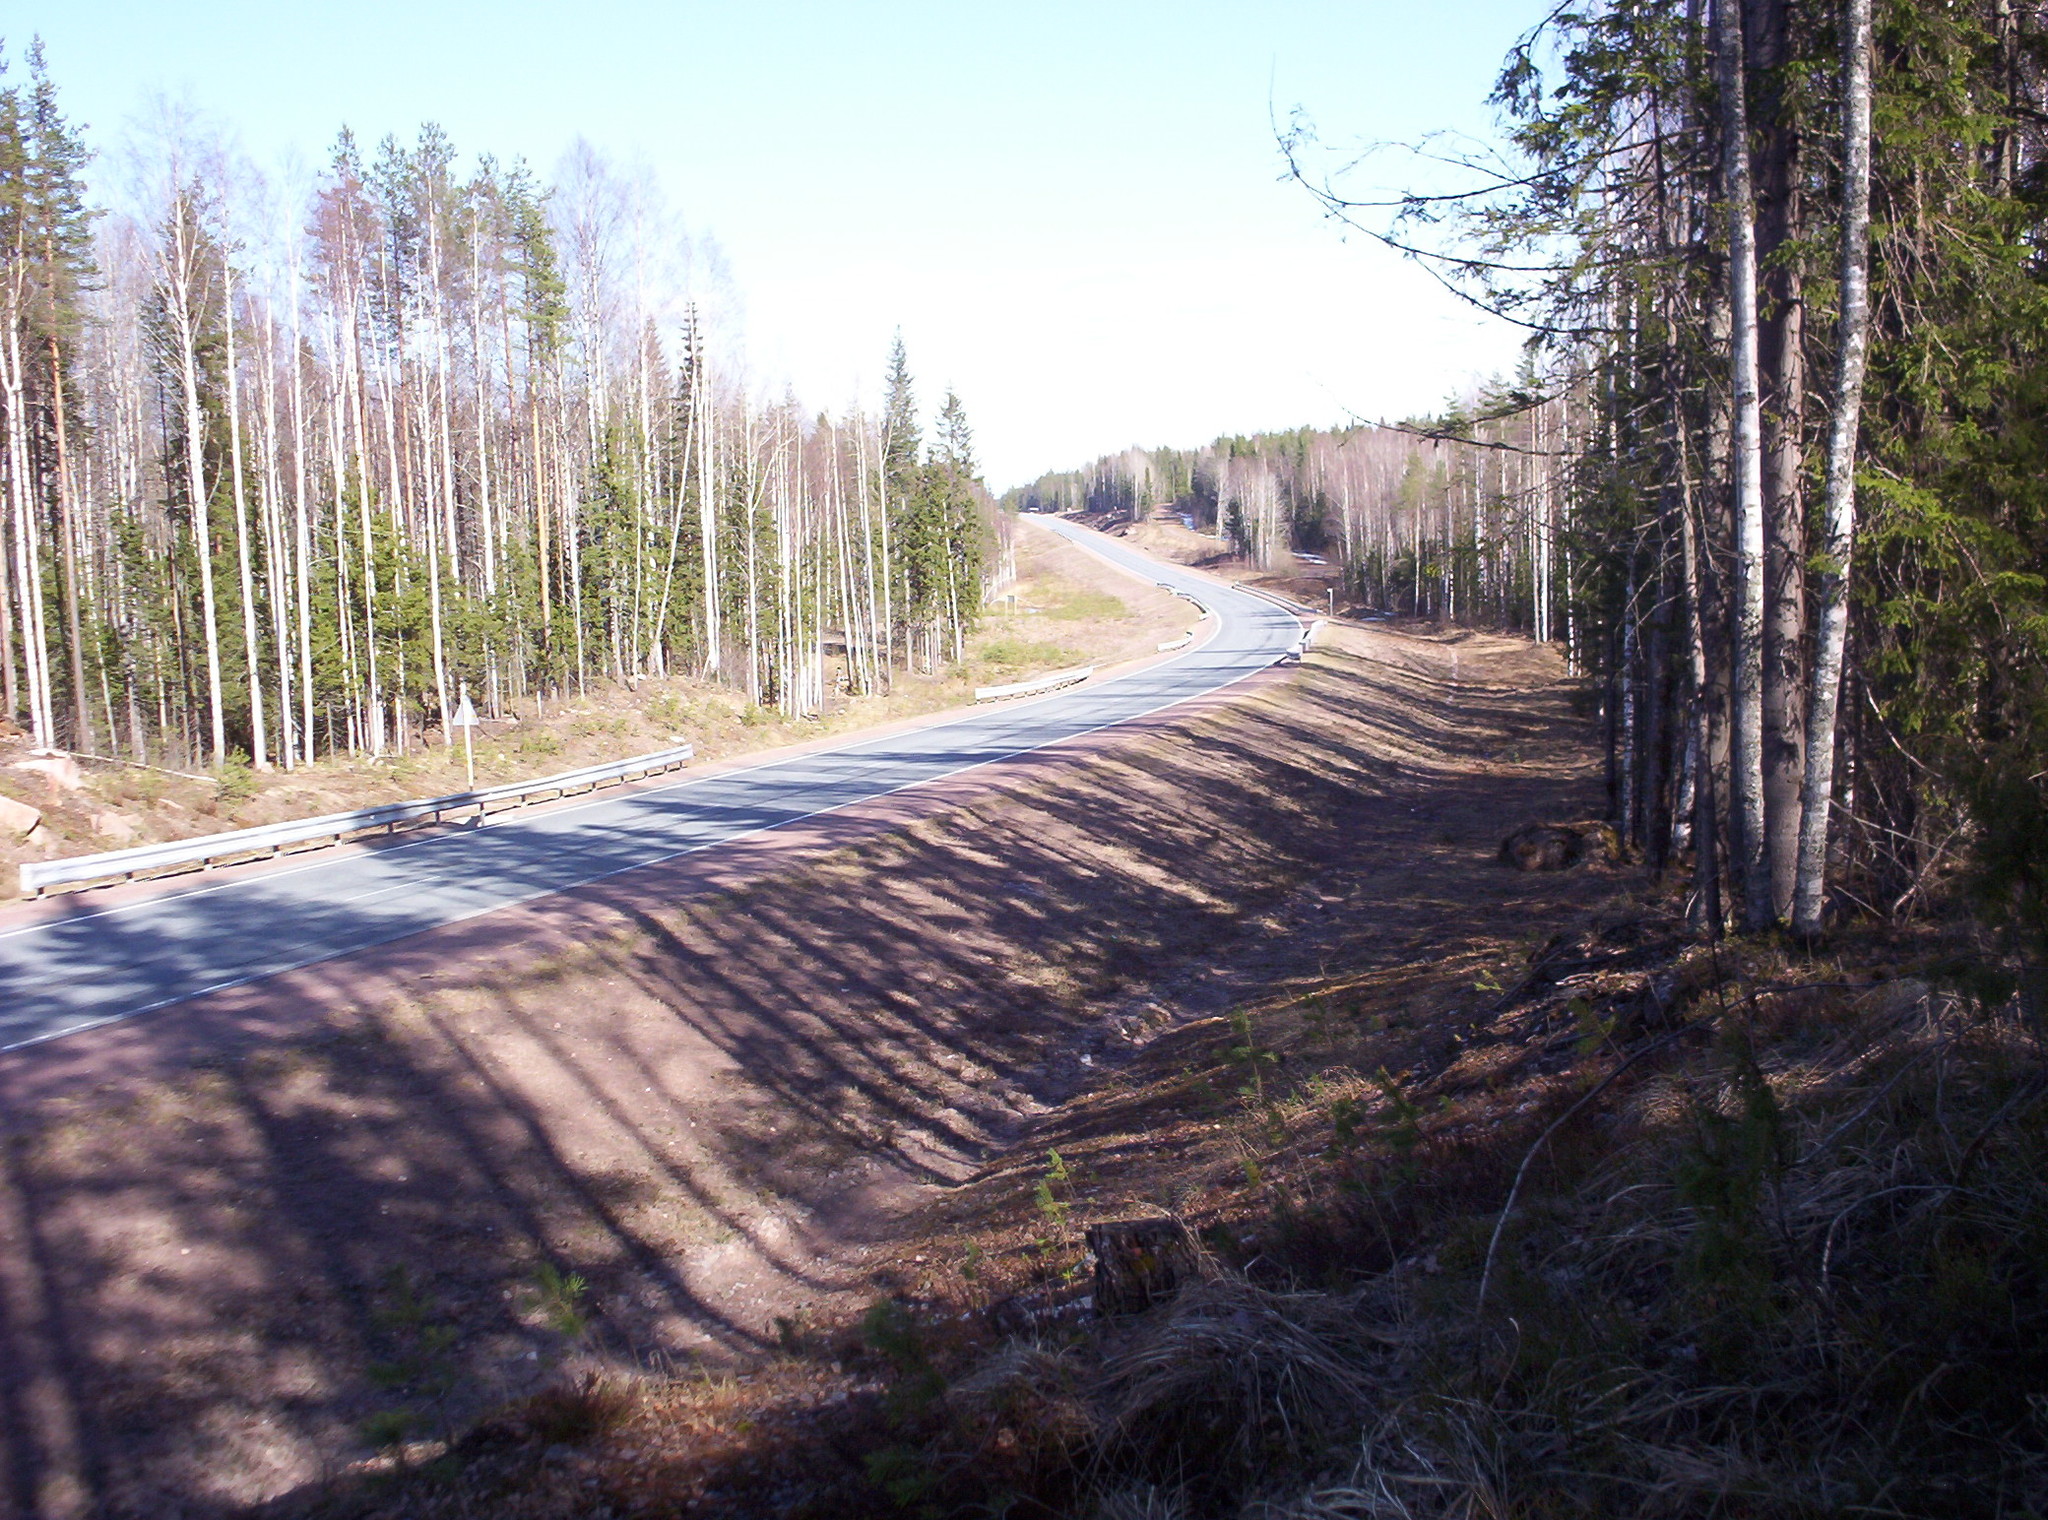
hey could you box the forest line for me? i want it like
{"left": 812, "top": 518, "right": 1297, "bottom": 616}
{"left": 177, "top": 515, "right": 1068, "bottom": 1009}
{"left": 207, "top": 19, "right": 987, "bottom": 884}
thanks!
{"left": 1019, "top": 0, "right": 2048, "bottom": 954}
{"left": 0, "top": 44, "right": 998, "bottom": 778}
{"left": 1006, "top": 402, "right": 1573, "bottom": 642}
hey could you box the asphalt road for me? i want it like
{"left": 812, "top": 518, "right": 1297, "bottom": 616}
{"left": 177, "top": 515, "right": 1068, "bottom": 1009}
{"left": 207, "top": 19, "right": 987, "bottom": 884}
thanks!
{"left": 0, "top": 520, "right": 1304, "bottom": 1052}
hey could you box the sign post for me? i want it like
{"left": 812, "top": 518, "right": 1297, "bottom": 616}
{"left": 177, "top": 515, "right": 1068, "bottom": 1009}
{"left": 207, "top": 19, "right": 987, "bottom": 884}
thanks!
{"left": 451, "top": 682, "right": 480, "bottom": 791}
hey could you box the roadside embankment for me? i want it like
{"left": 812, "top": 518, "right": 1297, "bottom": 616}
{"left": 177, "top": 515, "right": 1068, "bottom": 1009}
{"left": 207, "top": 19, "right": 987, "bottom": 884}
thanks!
{"left": 229, "top": 612, "right": 2044, "bottom": 1520}
{"left": 0, "top": 608, "right": 1625, "bottom": 1515}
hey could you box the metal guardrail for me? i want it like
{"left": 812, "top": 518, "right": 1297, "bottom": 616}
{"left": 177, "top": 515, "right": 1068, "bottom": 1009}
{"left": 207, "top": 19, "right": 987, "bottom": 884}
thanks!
{"left": 1156, "top": 632, "right": 1194, "bottom": 652}
{"left": 973, "top": 666, "right": 1096, "bottom": 703}
{"left": 1156, "top": 585, "right": 1212, "bottom": 620}
{"left": 18, "top": 742, "right": 696, "bottom": 898}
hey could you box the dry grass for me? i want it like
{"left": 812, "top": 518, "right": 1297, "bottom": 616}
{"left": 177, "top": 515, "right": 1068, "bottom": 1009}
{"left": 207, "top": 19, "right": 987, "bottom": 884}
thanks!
{"left": 860, "top": 915, "right": 2044, "bottom": 1520}
{"left": 189, "top": 524, "right": 2048, "bottom": 1517}
{"left": 247, "top": 901, "right": 2048, "bottom": 1520}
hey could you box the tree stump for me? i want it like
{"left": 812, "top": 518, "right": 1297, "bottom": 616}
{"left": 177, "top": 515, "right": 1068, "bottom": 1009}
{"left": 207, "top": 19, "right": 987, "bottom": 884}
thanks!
{"left": 1086, "top": 1219, "right": 1194, "bottom": 1317}
{"left": 1499, "top": 823, "right": 1584, "bottom": 871}
{"left": 1500, "top": 820, "right": 1627, "bottom": 871}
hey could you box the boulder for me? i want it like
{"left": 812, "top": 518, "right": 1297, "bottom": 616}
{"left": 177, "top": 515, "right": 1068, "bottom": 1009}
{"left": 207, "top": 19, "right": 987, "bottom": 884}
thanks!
{"left": 13, "top": 753, "right": 83, "bottom": 795}
{"left": 1499, "top": 823, "right": 1585, "bottom": 871}
{"left": 0, "top": 793, "right": 41, "bottom": 838}
{"left": 1500, "top": 819, "right": 1628, "bottom": 871}
{"left": 1567, "top": 820, "right": 1625, "bottom": 865}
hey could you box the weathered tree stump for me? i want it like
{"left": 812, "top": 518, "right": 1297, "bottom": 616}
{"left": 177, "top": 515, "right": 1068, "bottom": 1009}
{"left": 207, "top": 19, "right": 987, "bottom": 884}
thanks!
{"left": 1086, "top": 1219, "right": 1194, "bottom": 1317}
{"left": 1500, "top": 823, "right": 1584, "bottom": 871}
{"left": 1499, "top": 820, "right": 1625, "bottom": 871}
{"left": 1568, "top": 820, "right": 1625, "bottom": 864}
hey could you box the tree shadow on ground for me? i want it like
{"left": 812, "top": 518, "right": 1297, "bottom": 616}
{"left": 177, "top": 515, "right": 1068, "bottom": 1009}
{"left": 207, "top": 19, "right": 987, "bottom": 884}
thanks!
{"left": 0, "top": 624, "right": 1600, "bottom": 1519}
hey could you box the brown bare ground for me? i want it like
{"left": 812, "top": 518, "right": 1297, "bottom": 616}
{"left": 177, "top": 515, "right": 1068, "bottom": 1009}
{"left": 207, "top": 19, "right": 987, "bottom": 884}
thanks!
{"left": 0, "top": 604, "right": 1613, "bottom": 1518}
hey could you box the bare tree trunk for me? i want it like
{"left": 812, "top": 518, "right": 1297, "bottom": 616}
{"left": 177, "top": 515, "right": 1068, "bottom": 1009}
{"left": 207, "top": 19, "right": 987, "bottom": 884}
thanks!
{"left": 1716, "top": 0, "right": 1773, "bottom": 929}
{"left": 290, "top": 248, "right": 316, "bottom": 761}
{"left": 1792, "top": 0, "right": 1873, "bottom": 936}
{"left": 47, "top": 334, "right": 90, "bottom": 750}
{"left": 164, "top": 197, "right": 229, "bottom": 767}
{"left": 1748, "top": 0, "right": 1807, "bottom": 917}
{"left": 0, "top": 451, "right": 16, "bottom": 724}
{"left": 255, "top": 308, "right": 294, "bottom": 768}
{"left": 427, "top": 210, "right": 457, "bottom": 742}
{"left": 697, "top": 354, "right": 720, "bottom": 677}
{"left": 1, "top": 306, "right": 54, "bottom": 748}
{"left": 647, "top": 353, "right": 694, "bottom": 662}
{"left": 223, "top": 264, "right": 271, "bottom": 769}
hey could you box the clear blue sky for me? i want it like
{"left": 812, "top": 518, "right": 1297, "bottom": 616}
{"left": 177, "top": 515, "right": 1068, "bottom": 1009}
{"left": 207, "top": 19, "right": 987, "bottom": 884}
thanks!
{"left": 27, "top": 0, "right": 1547, "bottom": 486}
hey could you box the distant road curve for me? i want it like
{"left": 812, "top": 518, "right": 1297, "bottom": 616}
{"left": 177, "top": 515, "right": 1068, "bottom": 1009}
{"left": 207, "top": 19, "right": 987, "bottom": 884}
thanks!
{"left": 0, "top": 519, "right": 1303, "bottom": 1052}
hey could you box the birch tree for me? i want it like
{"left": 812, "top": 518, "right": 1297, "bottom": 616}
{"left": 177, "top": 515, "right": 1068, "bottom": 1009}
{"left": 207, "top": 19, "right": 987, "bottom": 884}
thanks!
{"left": 1791, "top": 0, "right": 1873, "bottom": 936}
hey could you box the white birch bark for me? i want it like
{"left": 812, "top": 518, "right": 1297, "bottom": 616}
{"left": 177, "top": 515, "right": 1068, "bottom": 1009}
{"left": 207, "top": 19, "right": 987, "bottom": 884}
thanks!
{"left": 697, "top": 352, "right": 720, "bottom": 677}
{"left": 1716, "top": 0, "right": 1772, "bottom": 930}
{"left": 1, "top": 294, "right": 56, "bottom": 748}
{"left": 162, "top": 192, "right": 229, "bottom": 766}
{"left": 222, "top": 262, "right": 271, "bottom": 768}
{"left": 1792, "top": 0, "right": 1874, "bottom": 936}
{"left": 289, "top": 239, "right": 316, "bottom": 761}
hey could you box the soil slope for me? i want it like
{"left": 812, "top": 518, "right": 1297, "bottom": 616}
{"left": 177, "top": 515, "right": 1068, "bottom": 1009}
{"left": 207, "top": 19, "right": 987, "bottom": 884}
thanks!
{"left": 0, "top": 602, "right": 1602, "bottom": 1518}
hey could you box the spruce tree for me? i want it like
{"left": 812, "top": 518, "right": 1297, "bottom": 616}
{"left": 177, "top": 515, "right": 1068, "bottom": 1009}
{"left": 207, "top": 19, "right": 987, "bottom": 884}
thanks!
{"left": 881, "top": 332, "right": 920, "bottom": 501}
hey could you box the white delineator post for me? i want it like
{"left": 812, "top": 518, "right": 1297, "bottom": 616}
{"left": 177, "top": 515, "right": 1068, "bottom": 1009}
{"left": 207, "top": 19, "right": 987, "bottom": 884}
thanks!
{"left": 452, "top": 681, "right": 480, "bottom": 791}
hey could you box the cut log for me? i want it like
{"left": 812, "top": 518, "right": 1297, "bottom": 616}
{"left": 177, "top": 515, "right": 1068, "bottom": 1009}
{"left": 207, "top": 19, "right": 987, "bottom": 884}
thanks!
{"left": 1086, "top": 1218, "right": 1194, "bottom": 1317}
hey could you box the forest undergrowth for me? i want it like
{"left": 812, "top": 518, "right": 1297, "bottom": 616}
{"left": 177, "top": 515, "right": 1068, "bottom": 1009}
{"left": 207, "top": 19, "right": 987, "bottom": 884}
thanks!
{"left": 256, "top": 872, "right": 2047, "bottom": 1520}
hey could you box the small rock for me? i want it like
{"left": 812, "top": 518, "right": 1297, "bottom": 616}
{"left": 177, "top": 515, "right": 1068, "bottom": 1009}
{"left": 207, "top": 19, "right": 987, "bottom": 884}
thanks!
{"left": 93, "top": 812, "right": 140, "bottom": 843}
{"left": 0, "top": 793, "right": 40, "bottom": 838}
